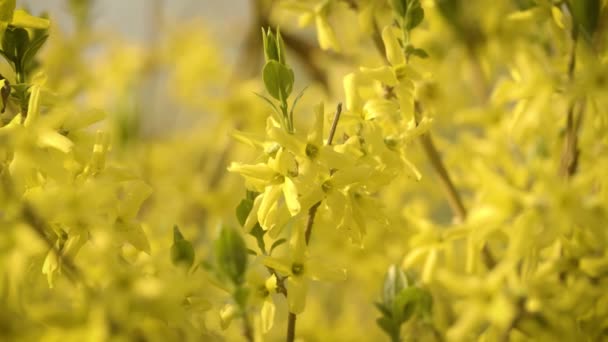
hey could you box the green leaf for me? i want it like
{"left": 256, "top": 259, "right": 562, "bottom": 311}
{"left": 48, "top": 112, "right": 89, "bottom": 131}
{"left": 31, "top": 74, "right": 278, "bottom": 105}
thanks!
{"left": 0, "top": 49, "right": 14, "bottom": 66}
{"left": 405, "top": 5, "right": 424, "bottom": 30}
{"left": 2, "top": 27, "right": 17, "bottom": 61}
{"left": 568, "top": 0, "right": 600, "bottom": 39}
{"left": 171, "top": 225, "right": 195, "bottom": 269}
{"left": 215, "top": 225, "right": 248, "bottom": 285}
{"left": 390, "top": 0, "right": 407, "bottom": 18}
{"left": 236, "top": 198, "right": 254, "bottom": 227}
{"left": 269, "top": 238, "right": 287, "bottom": 255}
{"left": 20, "top": 33, "right": 48, "bottom": 71}
{"left": 233, "top": 286, "right": 250, "bottom": 309}
{"left": 374, "top": 302, "right": 393, "bottom": 318}
{"left": 13, "top": 27, "right": 29, "bottom": 61}
{"left": 249, "top": 223, "right": 266, "bottom": 255}
{"left": 289, "top": 86, "right": 308, "bottom": 120}
{"left": 376, "top": 316, "right": 400, "bottom": 342}
{"left": 253, "top": 91, "right": 283, "bottom": 122}
{"left": 262, "top": 60, "right": 294, "bottom": 102}
{"left": 406, "top": 45, "right": 429, "bottom": 59}
{"left": 392, "top": 287, "right": 433, "bottom": 324}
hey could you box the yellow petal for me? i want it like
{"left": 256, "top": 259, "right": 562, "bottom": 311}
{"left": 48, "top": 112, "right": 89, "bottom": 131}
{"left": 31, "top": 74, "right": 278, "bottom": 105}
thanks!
{"left": 244, "top": 195, "right": 262, "bottom": 232}
{"left": 307, "top": 102, "right": 324, "bottom": 147}
{"left": 422, "top": 248, "right": 438, "bottom": 283}
{"left": 38, "top": 130, "right": 73, "bottom": 153}
{"left": 24, "top": 84, "right": 41, "bottom": 127}
{"left": 263, "top": 256, "right": 292, "bottom": 275}
{"left": 258, "top": 185, "right": 282, "bottom": 230}
{"left": 382, "top": 26, "right": 404, "bottom": 66}
{"left": 228, "top": 162, "right": 277, "bottom": 183}
{"left": 343, "top": 72, "right": 363, "bottom": 113}
{"left": 308, "top": 259, "right": 347, "bottom": 281}
{"left": 287, "top": 276, "right": 308, "bottom": 314}
{"left": 315, "top": 14, "right": 340, "bottom": 51}
{"left": 282, "top": 177, "right": 301, "bottom": 216}
{"left": 11, "top": 9, "right": 50, "bottom": 29}
{"left": 261, "top": 299, "right": 276, "bottom": 333}
{"left": 359, "top": 66, "right": 398, "bottom": 86}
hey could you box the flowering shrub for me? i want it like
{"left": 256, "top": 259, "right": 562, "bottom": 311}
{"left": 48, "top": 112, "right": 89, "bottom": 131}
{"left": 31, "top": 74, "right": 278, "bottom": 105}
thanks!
{"left": 1, "top": 0, "right": 608, "bottom": 341}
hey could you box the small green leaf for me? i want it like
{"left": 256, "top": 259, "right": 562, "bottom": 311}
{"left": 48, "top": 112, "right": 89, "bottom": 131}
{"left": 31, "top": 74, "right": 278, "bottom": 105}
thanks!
{"left": 289, "top": 86, "right": 308, "bottom": 120}
{"left": 236, "top": 198, "right": 254, "bottom": 227}
{"left": 393, "top": 287, "right": 433, "bottom": 324}
{"left": 569, "top": 0, "right": 600, "bottom": 39}
{"left": 374, "top": 302, "right": 393, "bottom": 318}
{"left": 249, "top": 223, "right": 266, "bottom": 255}
{"left": 171, "top": 225, "right": 195, "bottom": 269}
{"left": 390, "top": 0, "right": 407, "bottom": 18}
{"left": 233, "top": 286, "right": 250, "bottom": 309}
{"left": 117, "top": 220, "right": 151, "bottom": 254}
{"left": 406, "top": 45, "right": 429, "bottom": 59}
{"left": 262, "top": 60, "right": 294, "bottom": 102}
{"left": 405, "top": 5, "right": 424, "bottom": 30}
{"left": 21, "top": 33, "right": 48, "bottom": 71}
{"left": 10, "top": 27, "right": 29, "bottom": 62}
{"left": 376, "top": 316, "right": 400, "bottom": 342}
{"left": 215, "top": 225, "right": 248, "bottom": 285}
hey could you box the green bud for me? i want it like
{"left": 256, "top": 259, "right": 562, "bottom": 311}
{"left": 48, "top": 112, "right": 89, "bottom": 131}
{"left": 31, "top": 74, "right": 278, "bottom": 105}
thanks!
{"left": 382, "top": 264, "right": 409, "bottom": 308}
{"left": 215, "top": 225, "right": 248, "bottom": 285}
{"left": 261, "top": 27, "right": 286, "bottom": 65}
{"left": 171, "top": 225, "right": 195, "bottom": 269}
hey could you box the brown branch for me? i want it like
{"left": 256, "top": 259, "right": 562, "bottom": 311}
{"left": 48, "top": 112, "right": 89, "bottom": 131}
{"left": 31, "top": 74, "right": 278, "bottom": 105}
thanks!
{"left": 560, "top": 34, "right": 584, "bottom": 179}
{"left": 414, "top": 102, "right": 495, "bottom": 269}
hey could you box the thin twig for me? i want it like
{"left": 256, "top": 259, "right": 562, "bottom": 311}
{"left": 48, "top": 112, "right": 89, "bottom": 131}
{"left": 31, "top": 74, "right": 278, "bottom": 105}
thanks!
{"left": 242, "top": 311, "right": 255, "bottom": 342}
{"left": 286, "top": 312, "right": 297, "bottom": 342}
{"left": 560, "top": 33, "right": 583, "bottom": 178}
{"left": 414, "top": 102, "right": 495, "bottom": 268}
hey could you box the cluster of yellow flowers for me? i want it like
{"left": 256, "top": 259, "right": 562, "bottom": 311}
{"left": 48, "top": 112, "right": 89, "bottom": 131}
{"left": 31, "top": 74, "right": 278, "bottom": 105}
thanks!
{"left": 1, "top": 0, "right": 608, "bottom": 341}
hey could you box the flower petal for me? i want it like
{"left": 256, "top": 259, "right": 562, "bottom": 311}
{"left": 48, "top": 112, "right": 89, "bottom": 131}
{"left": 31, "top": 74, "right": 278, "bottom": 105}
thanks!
{"left": 263, "top": 257, "right": 292, "bottom": 275}
{"left": 307, "top": 259, "right": 347, "bottom": 281}
{"left": 261, "top": 298, "right": 276, "bottom": 333}
{"left": 287, "top": 276, "right": 308, "bottom": 314}
{"left": 282, "top": 177, "right": 301, "bottom": 216}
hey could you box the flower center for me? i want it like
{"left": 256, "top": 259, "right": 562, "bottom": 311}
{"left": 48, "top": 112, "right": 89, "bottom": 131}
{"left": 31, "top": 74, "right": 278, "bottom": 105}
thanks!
{"left": 291, "top": 262, "right": 305, "bottom": 276}
{"left": 305, "top": 143, "right": 319, "bottom": 159}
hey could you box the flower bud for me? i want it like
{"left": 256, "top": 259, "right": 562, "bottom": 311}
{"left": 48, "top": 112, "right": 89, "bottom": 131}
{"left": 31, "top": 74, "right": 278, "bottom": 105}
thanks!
{"left": 170, "top": 225, "right": 195, "bottom": 269}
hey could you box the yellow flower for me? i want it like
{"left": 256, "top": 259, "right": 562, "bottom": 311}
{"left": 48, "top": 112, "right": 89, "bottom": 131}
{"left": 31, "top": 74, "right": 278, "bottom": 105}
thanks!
{"left": 263, "top": 223, "right": 346, "bottom": 314}
{"left": 246, "top": 271, "right": 278, "bottom": 333}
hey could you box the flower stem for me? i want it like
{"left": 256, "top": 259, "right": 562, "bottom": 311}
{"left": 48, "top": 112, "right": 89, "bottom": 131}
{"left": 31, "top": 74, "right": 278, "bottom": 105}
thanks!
{"left": 286, "top": 312, "right": 297, "bottom": 342}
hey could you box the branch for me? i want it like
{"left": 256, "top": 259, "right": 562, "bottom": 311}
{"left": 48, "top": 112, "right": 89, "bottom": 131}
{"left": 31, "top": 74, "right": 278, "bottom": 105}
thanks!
{"left": 560, "top": 34, "right": 584, "bottom": 179}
